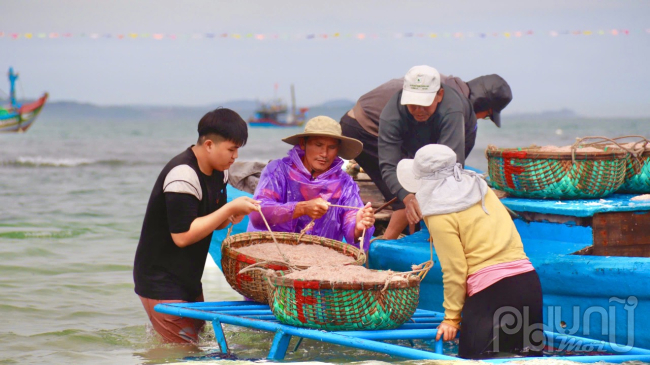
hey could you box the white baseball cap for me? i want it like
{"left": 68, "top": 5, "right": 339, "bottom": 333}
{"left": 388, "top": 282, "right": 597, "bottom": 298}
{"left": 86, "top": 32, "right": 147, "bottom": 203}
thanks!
{"left": 400, "top": 65, "right": 441, "bottom": 106}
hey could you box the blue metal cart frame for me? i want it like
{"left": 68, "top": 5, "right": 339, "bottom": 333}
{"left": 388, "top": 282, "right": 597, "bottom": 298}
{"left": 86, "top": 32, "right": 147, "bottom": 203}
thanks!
{"left": 155, "top": 301, "right": 650, "bottom": 363}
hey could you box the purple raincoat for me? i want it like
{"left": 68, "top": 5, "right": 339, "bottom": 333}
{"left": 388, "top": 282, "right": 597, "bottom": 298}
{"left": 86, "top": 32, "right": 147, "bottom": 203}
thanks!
{"left": 247, "top": 146, "right": 374, "bottom": 252}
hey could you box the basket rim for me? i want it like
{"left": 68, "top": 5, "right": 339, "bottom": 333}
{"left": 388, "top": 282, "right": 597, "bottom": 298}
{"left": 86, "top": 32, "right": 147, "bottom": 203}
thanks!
{"left": 221, "top": 231, "right": 366, "bottom": 267}
{"left": 486, "top": 147, "right": 628, "bottom": 160}
{"left": 266, "top": 270, "right": 421, "bottom": 290}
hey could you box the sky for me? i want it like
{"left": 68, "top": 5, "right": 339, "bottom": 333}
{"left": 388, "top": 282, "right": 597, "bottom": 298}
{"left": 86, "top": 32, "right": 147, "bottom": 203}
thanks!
{"left": 1, "top": 0, "right": 649, "bottom": 117}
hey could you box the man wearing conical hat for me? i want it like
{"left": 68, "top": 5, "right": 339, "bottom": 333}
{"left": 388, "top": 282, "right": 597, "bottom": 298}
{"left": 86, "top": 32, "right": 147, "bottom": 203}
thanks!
{"left": 247, "top": 116, "right": 375, "bottom": 251}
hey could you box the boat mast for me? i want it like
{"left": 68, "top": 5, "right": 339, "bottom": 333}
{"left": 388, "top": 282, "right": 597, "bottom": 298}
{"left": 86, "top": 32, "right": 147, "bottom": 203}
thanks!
{"left": 8, "top": 67, "right": 20, "bottom": 108}
{"left": 290, "top": 84, "right": 296, "bottom": 120}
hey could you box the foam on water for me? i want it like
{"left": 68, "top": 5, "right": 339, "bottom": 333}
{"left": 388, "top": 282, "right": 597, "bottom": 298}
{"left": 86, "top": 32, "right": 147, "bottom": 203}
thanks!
{"left": 11, "top": 156, "right": 96, "bottom": 167}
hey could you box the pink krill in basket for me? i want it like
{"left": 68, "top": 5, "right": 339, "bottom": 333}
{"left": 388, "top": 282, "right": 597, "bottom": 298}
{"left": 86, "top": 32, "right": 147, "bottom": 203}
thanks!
{"left": 605, "top": 142, "right": 649, "bottom": 151}
{"left": 537, "top": 145, "right": 605, "bottom": 153}
{"left": 283, "top": 265, "right": 408, "bottom": 283}
{"left": 235, "top": 243, "right": 356, "bottom": 266}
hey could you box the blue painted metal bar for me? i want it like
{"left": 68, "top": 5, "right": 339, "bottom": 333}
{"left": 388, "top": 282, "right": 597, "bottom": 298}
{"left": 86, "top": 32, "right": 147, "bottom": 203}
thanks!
{"left": 484, "top": 354, "right": 650, "bottom": 364}
{"left": 398, "top": 323, "right": 443, "bottom": 330}
{"left": 155, "top": 301, "right": 650, "bottom": 363}
{"left": 155, "top": 302, "right": 457, "bottom": 361}
{"left": 333, "top": 329, "right": 439, "bottom": 340}
{"left": 405, "top": 317, "right": 443, "bottom": 323}
{"left": 268, "top": 329, "right": 293, "bottom": 361}
{"left": 435, "top": 338, "right": 443, "bottom": 354}
{"left": 545, "top": 331, "right": 650, "bottom": 355}
{"left": 234, "top": 315, "right": 278, "bottom": 321}
{"left": 217, "top": 310, "right": 274, "bottom": 316}
{"left": 186, "top": 301, "right": 262, "bottom": 307}
{"left": 211, "top": 320, "right": 228, "bottom": 354}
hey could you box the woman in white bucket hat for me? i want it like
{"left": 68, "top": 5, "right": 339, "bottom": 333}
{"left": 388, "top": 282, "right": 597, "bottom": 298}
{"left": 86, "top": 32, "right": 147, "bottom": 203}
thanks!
{"left": 396, "top": 144, "right": 543, "bottom": 359}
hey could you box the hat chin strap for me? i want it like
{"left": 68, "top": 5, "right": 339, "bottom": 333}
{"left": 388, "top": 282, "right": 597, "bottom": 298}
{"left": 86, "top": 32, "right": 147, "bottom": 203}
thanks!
{"left": 420, "top": 163, "right": 490, "bottom": 215}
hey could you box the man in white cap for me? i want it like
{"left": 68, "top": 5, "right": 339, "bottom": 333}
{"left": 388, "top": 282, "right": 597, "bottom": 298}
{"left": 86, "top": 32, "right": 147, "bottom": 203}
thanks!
{"left": 377, "top": 65, "right": 477, "bottom": 238}
{"left": 247, "top": 116, "right": 375, "bottom": 251}
{"left": 340, "top": 73, "right": 511, "bottom": 230}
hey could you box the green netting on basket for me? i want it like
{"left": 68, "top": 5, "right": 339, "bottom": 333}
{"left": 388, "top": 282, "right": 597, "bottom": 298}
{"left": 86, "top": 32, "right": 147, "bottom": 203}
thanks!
{"left": 618, "top": 152, "right": 650, "bottom": 193}
{"left": 266, "top": 275, "right": 421, "bottom": 331}
{"left": 486, "top": 147, "right": 627, "bottom": 199}
{"left": 586, "top": 136, "right": 650, "bottom": 194}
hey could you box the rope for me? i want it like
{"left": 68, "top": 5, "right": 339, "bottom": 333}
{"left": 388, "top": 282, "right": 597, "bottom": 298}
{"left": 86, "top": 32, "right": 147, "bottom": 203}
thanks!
{"left": 330, "top": 202, "right": 370, "bottom": 260}
{"left": 334, "top": 204, "right": 368, "bottom": 262}
{"left": 226, "top": 221, "right": 234, "bottom": 238}
{"left": 358, "top": 226, "right": 366, "bottom": 262}
{"left": 377, "top": 226, "right": 435, "bottom": 292}
{"left": 256, "top": 206, "right": 293, "bottom": 266}
{"left": 296, "top": 219, "right": 315, "bottom": 245}
{"left": 242, "top": 202, "right": 373, "bottom": 274}
{"left": 328, "top": 203, "right": 364, "bottom": 210}
{"left": 237, "top": 264, "right": 281, "bottom": 289}
{"left": 571, "top": 136, "right": 646, "bottom": 170}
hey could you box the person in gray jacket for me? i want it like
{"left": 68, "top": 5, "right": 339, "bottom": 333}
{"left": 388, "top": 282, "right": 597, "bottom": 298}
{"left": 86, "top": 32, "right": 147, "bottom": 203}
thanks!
{"left": 379, "top": 65, "right": 475, "bottom": 238}
{"left": 340, "top": 68, "right": 511, "bottom": 239}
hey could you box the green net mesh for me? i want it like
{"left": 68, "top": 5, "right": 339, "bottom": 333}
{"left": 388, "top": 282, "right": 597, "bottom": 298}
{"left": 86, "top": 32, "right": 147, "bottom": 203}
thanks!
{"left": 617, "top": 154, "right": 650, "bottom": 193}
{"left": 267, "top": 277, "right": 420, "bottom": 331}
{"left": 487, "top": 148, "right": 628, "bottom": 199}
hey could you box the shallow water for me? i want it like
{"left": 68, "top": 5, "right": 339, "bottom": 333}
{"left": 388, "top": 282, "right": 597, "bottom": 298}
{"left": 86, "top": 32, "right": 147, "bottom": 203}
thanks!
{"left": 1, "top": 107, "right": 648, "bottom": 364}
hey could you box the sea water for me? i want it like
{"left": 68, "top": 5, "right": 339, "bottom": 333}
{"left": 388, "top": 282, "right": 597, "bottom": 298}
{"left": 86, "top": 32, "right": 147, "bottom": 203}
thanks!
{"left": 1, "top": 106, "right": 648, "bottom": 364}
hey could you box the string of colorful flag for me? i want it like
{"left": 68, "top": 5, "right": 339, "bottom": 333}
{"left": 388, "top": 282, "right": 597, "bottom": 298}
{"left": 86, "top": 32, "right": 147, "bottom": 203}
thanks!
{"left": 0, "top": 29, "right": 648, "bottom": 40}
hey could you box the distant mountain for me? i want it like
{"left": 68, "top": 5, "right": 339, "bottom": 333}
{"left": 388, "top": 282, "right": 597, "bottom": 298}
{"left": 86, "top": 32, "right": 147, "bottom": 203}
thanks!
{"left": 42, "top": 102, "right": 584, "bottom": 123}
{"left": 314, "top": 99, "right": 355, "bottom": 109}
{"left": 215, "top": 100, "right": 258, "bottom": 110}
{"left": 43, "top": 99, "right": 354, "bottom": 114}
{"left": 43, "top": 101, "right": 210, "bottom": 121}
{"left": 505, "top": 108, "right": 578, "bottom": 119}
{"left": 41, "top": 100, "right": 356, "bottom": 122}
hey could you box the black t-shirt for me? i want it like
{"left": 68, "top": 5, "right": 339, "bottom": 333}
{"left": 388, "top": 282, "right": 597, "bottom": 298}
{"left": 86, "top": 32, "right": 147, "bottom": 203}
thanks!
{"left": 133, "top": 147, "right": 227, "bottom": 301}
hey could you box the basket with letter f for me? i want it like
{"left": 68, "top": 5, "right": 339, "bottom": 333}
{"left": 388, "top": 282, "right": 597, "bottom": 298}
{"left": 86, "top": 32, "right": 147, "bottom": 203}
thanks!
{"left": 486, "top": 142, "right": 628, "bottom": 199}
{"left": 221, "top": 231, "right": 366, "bottom": 304}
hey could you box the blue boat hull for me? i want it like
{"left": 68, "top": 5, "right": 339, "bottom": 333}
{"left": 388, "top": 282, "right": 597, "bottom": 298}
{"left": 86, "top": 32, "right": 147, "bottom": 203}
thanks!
{"left": 369, "top": 222, "right": 650, "bottom": 349}
{"left": 209, "top": 186, "right": 650, "bottom": 350}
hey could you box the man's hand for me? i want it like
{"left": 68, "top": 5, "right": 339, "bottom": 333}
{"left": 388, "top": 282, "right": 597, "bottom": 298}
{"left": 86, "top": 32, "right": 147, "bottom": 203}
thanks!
{"left": 228, "top": 196, "right": 261, "bottom": 216}
{"left": 355, "top": 202, "right": 375, "bottom": 231}
{"left": 403, "top": 194, "right": 422, "bottom": 225}
{"left": 436, "top": 322, "right": 458, "bottom": 342}
{"left": 229, "top": 215, "right": 245, "bottom": 225}
{"left": 296, "top": 197, "right": 329, "bottom": 219}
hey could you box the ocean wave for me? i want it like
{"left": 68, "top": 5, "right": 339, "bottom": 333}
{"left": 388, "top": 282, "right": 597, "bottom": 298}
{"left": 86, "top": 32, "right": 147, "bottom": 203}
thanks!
{"left": 0, "top": 229, "right": 88, "bottom": 239}
{"left": 1, "top": 157, "right": 153, "bottom": 167}
{"left": 3, "top": 156, "right": 96, "bottom": 167}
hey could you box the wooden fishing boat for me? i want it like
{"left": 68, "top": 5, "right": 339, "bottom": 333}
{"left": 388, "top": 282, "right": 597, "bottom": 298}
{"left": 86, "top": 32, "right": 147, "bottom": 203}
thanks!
{"left": 248, "top": 84, "right": 308, "bottom": 128}
{"left": 0, "top": 68, "right": 48, "bottom": 133}
{"left": 370, "top": 194, "right": 650, "bottom": 350}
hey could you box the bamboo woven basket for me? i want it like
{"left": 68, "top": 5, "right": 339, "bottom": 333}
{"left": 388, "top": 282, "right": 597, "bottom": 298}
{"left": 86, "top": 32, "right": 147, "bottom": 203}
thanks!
{"left": 616, "top": 144, "right": 650, "bottom": 194}
{"left": 585, "top": 136, "right": 650, "bottom": 194}
{"left": 264, "top": 262, "right": 432, "bottom": 331}
{"left": 486, "top": 145, "right": 628, "bottom": 199}
{"left": 221, "top": 231, "right": 366, "bottom": 304}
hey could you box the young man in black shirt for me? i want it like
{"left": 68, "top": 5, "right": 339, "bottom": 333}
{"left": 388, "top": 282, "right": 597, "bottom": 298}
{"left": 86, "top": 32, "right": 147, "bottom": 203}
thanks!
{"left": 133, "top": 108, "right": 259, "bottom": 343}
